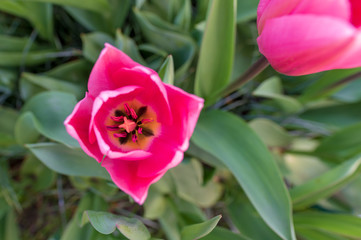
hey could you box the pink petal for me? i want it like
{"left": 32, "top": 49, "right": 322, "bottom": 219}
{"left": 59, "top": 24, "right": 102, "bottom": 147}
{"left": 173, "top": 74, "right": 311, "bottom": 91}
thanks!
{"left": 350, "top": 0, "right": 361, "bottom": 27}
{"left": 136, "top": 140, "right": 184, "bottom": 177}
{"left": 327, "top": 31, "right": 361, "bottom": 69}
{"left": 87, "top": 44, "right": 141, "bottom": 96}
{"left": 258, "top": 15, "right": 357, "bottom": 75}
{"left": 64, "top": 93, "right": 103, "bottom": 162}
{"left": 137, "top": 85, "right": 203, "bottom": 178}
{"left": 102, "top": 159, "right": 164, "bottom": 204}
{"left": 257, "top": 0, "right": 350, "bottom": 34}
{"left": 110, "top": 67, "right": 172, "bottom": 124}
{"left": 160, "top": 84, "right": 204, "bottom": 152}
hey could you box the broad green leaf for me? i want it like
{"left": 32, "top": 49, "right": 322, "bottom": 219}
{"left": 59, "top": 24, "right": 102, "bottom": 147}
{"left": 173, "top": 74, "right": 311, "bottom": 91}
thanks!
{"left": 195, "top": 0, "right": 236, "bottom": 104}
{"left": 158, "top": 55, "right": 175, "bottom": 85}
{"left": 0, "top": 1, "right": 53, "bottom": 40}
{"left": 290, "top": 155, "right": 361, "bottom": 210}
{"left": 143, "top": 191, "right": 167, "bottom": 219}
{"left": 20, "top": 72, "right": 85, "bottom": 100}
{"left": 82, "top": 210, "right": 151, "bottom": 240}
{"left": 253, "top": 77, "right": 303, "bottom": 113}
{"left": 333, "top": 77, "right": 361, "bottom": 103}
{"left": 27, "top": 0, "right": 110, "bottom": 13}
{"left": 170, "top": 159, "right": 222, "bottom": 207}
{"left": 0, "top": 107, "right": 18, "bottom": 136}
{"left": 192, "top": 110, "right": 296, "bottom": 240}
{"left": 181, "top": 215, "right": 221, "bottom": 240}
{"left": 45, "top": 59, "right": 91, "bottom": 82}
{"left": 200, "top": 227, "right": 249, "bottom": 240}
{"left": 3, "top": 210, "right": 20, "bottom": 240}
{"left": 21, "top": 91, "right": 78, "bottom": 147}
{"left": 133, "top": 8, "right": 196, "bottom": 81}
{"left": 249, "top": 118, "right": 293, "bottom": 148}
{"left": 227, "top": 197, "right": 282, "bottom": 240}
{"left": 115, "top": 30, "right": 146, "bottom": 65}
{"left": 14, "top": 112, "right": 40, "bottom": 145}
{"left": 300, "top": 68, "right": 361, "bottom": 103}
{"left": 0, "top": 49, "right": 61, "bottom": 67}
{"left": 236, "top": 0, "right": 258, "bottom": 23}
{"left": 81, "top": 32, "right": 115, "bottom": 62}
{"left": 159, "top": 199, "right": 181, "bottom": 240}
{"left": 300, "top": 101, "right": 361, "bottom": 129}
{"left": 296, "top": 227, "right": 349, "bottom": 240}
{"left": 27, "top": 143, "right": 110, "bottom": 179}
{"left": 0, "top": 35, "right": 42, "bottom": 52}
{"left": 65, "top": 0, "right": 130, "bottom": 34}
{"left": 294, "top": 212, "right": 361, "bottom": 238}
{"left": 314, "top": 123, "right": 361, "bottom": 162}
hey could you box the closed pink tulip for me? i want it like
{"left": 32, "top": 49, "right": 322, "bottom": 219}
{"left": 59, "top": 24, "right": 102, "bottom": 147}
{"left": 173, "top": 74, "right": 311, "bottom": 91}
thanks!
{"left": 64, "top": 44, "right": 203, "bottom": 204}
{"left": 257, "top": 0, "right": 361, "bottom": 75}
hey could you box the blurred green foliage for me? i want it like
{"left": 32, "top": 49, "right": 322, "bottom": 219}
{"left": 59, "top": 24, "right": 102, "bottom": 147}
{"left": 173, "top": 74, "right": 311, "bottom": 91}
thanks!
{"left": 1, "top": 0, "right": 361, "bottom": 239}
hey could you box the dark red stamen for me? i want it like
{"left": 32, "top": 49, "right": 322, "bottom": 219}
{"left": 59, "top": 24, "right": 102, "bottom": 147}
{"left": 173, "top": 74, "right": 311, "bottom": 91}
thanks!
{"left": 111, "top": 116, "right": 124, "bottom": 122}
{"left": 108, "top": 105, "right": 154, "bottom": 145}
{"left": 114, "top": 132, "right": 127, "bottom": 138}
{"left": 124, "top": 103, "right": 131, "bottom": 116}
{"left": 107, "top": 125, "right": 119, "bottom": 131}
{"left": 132, "top": 134, "right": 138, "bottom": 143}
{"left": 130, "top": 108, "right": 138, "bottom": 119}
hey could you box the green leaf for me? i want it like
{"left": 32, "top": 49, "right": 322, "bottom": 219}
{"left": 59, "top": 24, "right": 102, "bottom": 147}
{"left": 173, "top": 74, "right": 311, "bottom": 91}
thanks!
{"left": 300, "top": 101, "right": 361, "bottom": 129}
{"left": 0, "top": 1, "right": 53, "bottom": 40}
{"left": 2, "top": 210, "right": 20, "bottom": 240}
{"left": 294, "top": 212, "right": 361, "bottom": 238}
{"left": 290, "top": 155, "right": 361, "bottom": 210}
{"left": 65, "top": 0, "right": 130, "bottom": 34}
{"left": 82, "top": 210, "right": 151, "bottom": 240}
{"left": 314, "top": 123, "right": 361, "bottom": 162}
{"left": 236, "top": 0, "right": 258, "bottom": 23}
{"left": 21, "top": 91, "right": 78, "bottom": 147}
{"left": 227, "top": 196, "right": 282, "bottom": 240}
{"left": 296, "top": 227, "right": 349, "bottom": 240}
{"left": 170, "top": 159, "right": 222, "bottom": 207}
{"left": 200, "top": 227, "right": 249, "bottom": 240}
{"left": 192, "top": 110, "right": 296, "bottom": 240}
{"left": 174, "top": 0, "right": 191, "bottom": 31}
{"left": 249, "top": 118, "right": 293, "bottom": 148}
{"left": 158, "top": 55, "right": 175, "bottom": 85}
{"left": 115, "top": 30, "right": 146, "bottom": 65}
{"left": 133, "top": 8, "right": 196, "bottom": 81}
{"left": 181, "top": 215, "right": 221, "bottom": 240}
{"left": 81, "top": 32, "right": 115, "bottom": 62}
{"left": 195, "top": 0, "right": 236, "bottom": 104}
{"left": 27, "top": 142, "right": 110, "bottom": 179}
{"left": 14, "top": 112, "right": 40, "bottom": 145}
{"left": 0, "top": 49, "right": 62, "bottom": 67}
{"left": 20, "top": 72, "right": 86, "bottom": 100}
{"left": 300, "top": 68, "right": 361, "bottom": 103}
{"left": 27, "top": 0, "right": 110, "bottom": 13}
{"left": 253, "top": 77, "right": 303, "bottom": 113}
{"left": 0, "top": 35, "right": 42, "bottom": 52}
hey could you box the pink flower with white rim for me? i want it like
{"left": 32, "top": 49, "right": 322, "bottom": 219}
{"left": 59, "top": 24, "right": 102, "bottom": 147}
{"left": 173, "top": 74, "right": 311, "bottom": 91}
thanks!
{"left": 64, "top": 44, "right": 204, "bottom": 204}
{"left": 257, "top": 0, "right": 361, "bottom": 75}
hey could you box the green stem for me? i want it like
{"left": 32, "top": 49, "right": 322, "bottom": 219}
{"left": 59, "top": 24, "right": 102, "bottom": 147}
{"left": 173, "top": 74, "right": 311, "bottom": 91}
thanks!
{"left": 220, "top": 55, "right": 269, "bottom": 97}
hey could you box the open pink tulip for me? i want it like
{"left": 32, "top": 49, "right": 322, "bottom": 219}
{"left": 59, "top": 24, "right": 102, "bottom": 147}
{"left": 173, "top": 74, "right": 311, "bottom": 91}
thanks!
{"left": 257, "top": 0, "right": 361, "bottom": 76}
{"left": 64, "top": 44, "right": 204, "bottom": 204}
